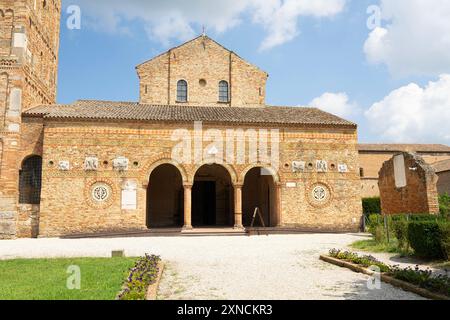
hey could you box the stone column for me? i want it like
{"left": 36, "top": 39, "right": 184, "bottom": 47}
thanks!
{"left": 183, "top": 184, "right": 193, "bottom": 230}
{"left": 275, "top": 183, "right": 282, "bottom": 227}
{"left": 234, "top": 184, "right": 244, "bottom": 229}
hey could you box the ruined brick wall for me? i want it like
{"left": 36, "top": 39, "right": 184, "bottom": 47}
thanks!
{"left": 37, "top": 120, "right": 361, "bottom": 237}
{"left": 137, "top": 36, "right": 268, "bottom": 108}
{"left": 378, "top": 153, "right": 439, "bottom": 215}
{"left": 0, "top": 0, "right": 60, "bottom": 239}
{"left": 437, "top": 171, "right": 450, "bottom": 195}
{"left": 359, "top": 152, "right": 450, "bottom": 198}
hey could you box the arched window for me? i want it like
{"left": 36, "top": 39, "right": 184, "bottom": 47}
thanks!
{"left": 219, "top": 80, "right": 229, "bottom": 102}
{"left": 177, "top": 80, "right": 188, "bottom": 102}
{"left": 19, "top": 156, "right": 42, "bottom": 204}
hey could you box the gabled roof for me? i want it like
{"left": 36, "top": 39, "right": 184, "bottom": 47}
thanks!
{"left": 135, "top": 34, "right": 268, "bottom": 76}
{"left": 358, "top": 144, "right": 450, "bottom": 153}
{"left": 23, "top": 100, "right": 357, "bottom": 128}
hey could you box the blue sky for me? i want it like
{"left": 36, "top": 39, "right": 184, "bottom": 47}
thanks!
{"left": 58, "top": 0, "right": 450, "bottom": 144}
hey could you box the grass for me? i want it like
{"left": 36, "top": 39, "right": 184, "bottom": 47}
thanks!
{"left": 0, "top": 257, "right": 136, "bottom": 300}
{"left": 350, "top": 238, "right": 405, "bottom": 254}
{"left": 433, "top": 261, "right": 450, "bottom": 270}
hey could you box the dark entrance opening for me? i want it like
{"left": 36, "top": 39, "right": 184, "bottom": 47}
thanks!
{"left": 146, "top": 164, "right": 184, "bottom": 228}
{"left": 242, "top": 167, "right": 276, "bottom": 227}
{"left": 192, "top": 164, "right": 234, "bottom": 227}
{"left": 192, "top": 181, "right": 216, "bottom": 226}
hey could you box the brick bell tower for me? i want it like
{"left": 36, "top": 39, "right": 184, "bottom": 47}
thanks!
{"left": 0, "top": 0, "right": 61, "bottom": 238}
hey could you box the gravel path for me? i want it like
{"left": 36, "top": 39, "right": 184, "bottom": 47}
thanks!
{"left": 0, "top": 234, "right": 425, "bottom": 300}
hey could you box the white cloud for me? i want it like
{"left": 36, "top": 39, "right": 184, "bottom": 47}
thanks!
{"left": 364, "top": 0, "right": 450, "bottom": 77}
{"left": 309, "top": 92, "right": 359, "bottom": 119}
{"left": 70, "top": 0, "right": 346, "bottom": 49}
{"left": 365, "top": 74, "right": 450, "bottom": 143}
{"left": 253, "top": 0, "right": 346, "bottom": 50}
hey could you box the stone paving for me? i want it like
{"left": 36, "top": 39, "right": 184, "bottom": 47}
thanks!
{"left": 0, "top": 233, "right": 425, "bottom": 300}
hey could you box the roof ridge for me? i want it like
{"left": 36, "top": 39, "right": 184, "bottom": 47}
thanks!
{"left": 135, "top": 34, "right": 205, "bottom": 68}
{"left": 135, "top": 34, "right": 268, "bottom": 75}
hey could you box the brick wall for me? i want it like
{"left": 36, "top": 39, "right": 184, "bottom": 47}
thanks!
{"left": 37, "top": 120, "right": 362, "bottom": 237}
{"left": 359, "top": 152, "right": 450, "bottom": 198}
{"left": 379, "top": 153, "right": 439, "bottom": 215}
{"left": 0, "top": 0, "right": 61, "bottom": 239}
{"left": 137, "top": 36, "right": 268, "bottom": 108}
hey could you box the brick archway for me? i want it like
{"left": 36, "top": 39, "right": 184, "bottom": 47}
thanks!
{"left": 141, "top": 158, "right": 188, "bottom": 186}
{"left": 239, "top": 165, "right": 280, "bottom": 185}
{"left": 190, "top": 160, "right": 238, "bottom": 185}
{"left": 146, "top": 163, "right": 185, "bottom": 228}
{"left": 191, "top": 163, "right": 235, "bottom": 227}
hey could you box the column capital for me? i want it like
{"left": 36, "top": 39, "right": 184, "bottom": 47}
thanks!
{"left": 233, "top": 184, "right": 243, "bottom": 189}
{"left": 183, "top": 183, "right": 193, "bottom": 188}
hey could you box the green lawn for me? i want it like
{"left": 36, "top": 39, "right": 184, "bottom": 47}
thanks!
{"left": 350, "top": 238, "right": 405, "bottom": 254}
{"left": 0, "top": 257, "right": 136, "bottom": 300}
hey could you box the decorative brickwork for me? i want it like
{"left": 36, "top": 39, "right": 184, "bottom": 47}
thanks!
{"left": 29, "top": 120, "right": 362, "bottom": 237}
{"left": 137, "top": 36, "right": 268, "bottom": 108}
{"left": 0, "top": 0, "right": 61, "bottom": 239}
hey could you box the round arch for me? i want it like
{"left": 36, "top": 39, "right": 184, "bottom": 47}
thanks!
{"left": 19, "top": 155, "right": 43, "bottom": 205}
{"left": 241, "top": 166, "right": 279, "bottom": 227}
{"left": 239, "top": 165, "right": 280, "bottom": 185}
{"left": 142, "top": 158, "right": 188, "bottom": 186}
{"left": 191, "top": 163, "right": 235, "bottom": 227}
{"left": 191, "top": 160, "right": 238, "bottom": 185}
{"left": 146, "top": 163, "right": 185, "bottom": 228}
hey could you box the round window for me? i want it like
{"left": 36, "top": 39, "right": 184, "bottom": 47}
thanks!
{"left": 199, "top": 79, "right": 207, "bottom": 87}
{"left": 307, "top": 183, "right": 332, "bottom": 207}
{"left": 92, "top": 184, "right": 110, "bottom": 202}
{"left": 312, "top": 186, "right": 327, "bottom": 202}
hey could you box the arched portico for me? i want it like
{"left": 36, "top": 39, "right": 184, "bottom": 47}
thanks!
{"left": 191, "top": 164, "right": 235, "bottom": 227}
{"left": 146, "top": 163, "right": 184, "bottom": 228}
{"left": 241, "top": 166, "right": 281, "bottom": 227}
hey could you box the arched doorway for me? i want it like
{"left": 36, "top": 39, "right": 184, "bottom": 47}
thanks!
{"left": 19, "top": 155, "right": 43, "bottom": 204}
{"left": 146, "top": 164, "right": 184, "bottom": 228}
{"left": 192, "top": 164, "right": 234, "bottom": 227}
{"left": 242, "top": 167, "right": 277, "bottom": 227}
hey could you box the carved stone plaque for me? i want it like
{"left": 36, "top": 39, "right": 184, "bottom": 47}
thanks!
{"left": 58, "top": 161, "right": 70, "bottom": 171}
{"left": 316, "top": 160, "right": 328, "bottom": 173}
{"left": 338, "top": 164, "right": 348, "bottom": 173}
{"left": 84, "top": 157, "right": 99, "bottom": 171}
{"left": 292, "top": 161, "right": 305, "bottom": 173}
{"left": 113, "top": 156, "right": 129, "bottom": 171}
{"left": 121, "top": 180, "right": 137, "bottom": 210}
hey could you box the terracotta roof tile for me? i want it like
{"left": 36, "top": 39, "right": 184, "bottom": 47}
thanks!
{"left": 23, "top": 100, "right": 357, "bottom": 128}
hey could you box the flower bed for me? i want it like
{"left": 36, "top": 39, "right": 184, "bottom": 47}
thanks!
{"left": 329, "top": 249, "right": 390, "bottom": 272}
{"left": 117, "top": 254, "right": 161, "bottom": 300}
{"left": 327, "top": 249, "right": 450, "bottom": 298}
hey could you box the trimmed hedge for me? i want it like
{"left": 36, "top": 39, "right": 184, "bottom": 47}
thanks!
{"left": 439, "top": 194, "right": 450, "bottom": 217}
{"left": 440, "top": 223, "right": 450, "bottom": 260}
{"left": 407, "top": 221, "right": 445, "bottom": 259}
{"left": 362, "top": 197, "right": 381, "bottom": 215}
